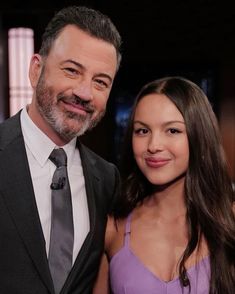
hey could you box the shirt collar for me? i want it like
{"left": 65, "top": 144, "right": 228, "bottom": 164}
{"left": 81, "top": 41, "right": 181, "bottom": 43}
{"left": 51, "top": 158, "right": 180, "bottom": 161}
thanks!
{"left": 20, "top": 106, "right": 77, "bottom": 167}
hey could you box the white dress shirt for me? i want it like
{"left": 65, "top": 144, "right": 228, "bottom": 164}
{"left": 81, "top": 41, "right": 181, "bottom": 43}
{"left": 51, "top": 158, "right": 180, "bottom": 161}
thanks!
{"left": 20, "top": 107, "right": 90, "bottom": 264}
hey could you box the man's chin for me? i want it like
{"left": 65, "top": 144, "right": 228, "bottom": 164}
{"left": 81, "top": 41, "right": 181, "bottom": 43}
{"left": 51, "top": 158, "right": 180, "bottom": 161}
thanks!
{"left": 59, "top": 119, "right": 91, "bottom": 138}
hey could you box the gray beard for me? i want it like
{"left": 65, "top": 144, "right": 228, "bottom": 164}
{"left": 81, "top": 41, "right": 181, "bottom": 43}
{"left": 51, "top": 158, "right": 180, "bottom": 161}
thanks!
{"left": 35, "top": 72, "right": 105, "bottom": 141}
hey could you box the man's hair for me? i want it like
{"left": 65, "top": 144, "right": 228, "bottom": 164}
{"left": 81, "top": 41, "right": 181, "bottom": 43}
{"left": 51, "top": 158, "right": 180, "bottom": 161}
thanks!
{"left": 39, "top": 6, "right": 122, "bottom": 68}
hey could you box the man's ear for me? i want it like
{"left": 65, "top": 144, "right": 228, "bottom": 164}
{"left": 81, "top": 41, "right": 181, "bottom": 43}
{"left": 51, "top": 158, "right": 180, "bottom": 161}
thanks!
{"left": 29, "top": 54, "right": 43, "bottom": 88}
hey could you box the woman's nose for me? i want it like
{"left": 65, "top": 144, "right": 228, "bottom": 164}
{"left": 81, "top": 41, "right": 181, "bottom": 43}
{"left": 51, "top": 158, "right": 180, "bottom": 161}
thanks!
{"left": 147, "top": 134, "right": 164, "bottom": 153}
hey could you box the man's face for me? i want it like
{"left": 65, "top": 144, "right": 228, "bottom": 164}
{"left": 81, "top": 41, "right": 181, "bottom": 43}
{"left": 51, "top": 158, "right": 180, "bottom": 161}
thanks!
{"left": 29, "top": 25, "right": 117, "bottom": 143}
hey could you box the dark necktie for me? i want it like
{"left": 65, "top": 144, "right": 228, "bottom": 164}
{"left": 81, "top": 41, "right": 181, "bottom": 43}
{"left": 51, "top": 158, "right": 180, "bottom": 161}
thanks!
{"left": 48, "top": 148, "right": 74, "bottom": 294}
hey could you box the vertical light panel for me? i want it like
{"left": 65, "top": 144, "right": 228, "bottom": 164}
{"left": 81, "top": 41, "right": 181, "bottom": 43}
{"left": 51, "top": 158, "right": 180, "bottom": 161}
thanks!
{"left": 8, "top": 28, "right": 34, "bottom": 116}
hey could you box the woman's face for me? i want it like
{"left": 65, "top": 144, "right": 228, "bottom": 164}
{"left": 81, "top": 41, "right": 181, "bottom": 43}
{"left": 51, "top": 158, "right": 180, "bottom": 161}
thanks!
{"left": 132, "top": 93, "right": 189, "bottom": 186}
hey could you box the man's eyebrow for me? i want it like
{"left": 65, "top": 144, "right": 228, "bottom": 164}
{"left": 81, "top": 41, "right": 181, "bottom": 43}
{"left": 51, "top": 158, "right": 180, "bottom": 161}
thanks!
{"left": 61, "top": 59, "right": 113, "bottom": 83}
{"left": 62, "top": 59, "right": 85, "bottom": 69}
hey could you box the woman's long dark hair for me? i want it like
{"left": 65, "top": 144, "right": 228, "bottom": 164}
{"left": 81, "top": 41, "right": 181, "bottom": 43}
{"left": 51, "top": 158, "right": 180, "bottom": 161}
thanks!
{"left": 115, "top": 77, "right": 235, "bottom": 293}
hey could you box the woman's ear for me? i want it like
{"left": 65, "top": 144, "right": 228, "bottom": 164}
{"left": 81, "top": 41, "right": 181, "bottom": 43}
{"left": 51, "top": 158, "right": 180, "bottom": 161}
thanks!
{"left": 29, "top": 54, "right": 43, "bottom": 88}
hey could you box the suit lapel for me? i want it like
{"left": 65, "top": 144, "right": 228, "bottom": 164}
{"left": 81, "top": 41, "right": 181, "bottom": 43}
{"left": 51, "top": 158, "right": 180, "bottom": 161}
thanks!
{"left": 74, "top": 140, "right": 99, "bottom": 256}
{"left": 0, "top": 114, "right": 54, "bottom": 293}
{"left": 61, "top": 141, "right": 101, "bottom": 291}
{"left": 79, "top": 141, "right": 99, "bottom": 234}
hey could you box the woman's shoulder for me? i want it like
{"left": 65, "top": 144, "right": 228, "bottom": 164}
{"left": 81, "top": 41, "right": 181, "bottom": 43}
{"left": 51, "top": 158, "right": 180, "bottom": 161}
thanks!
{"left": 105, "top": 215, "right": 129, "bottom": 257}
{"left": 106, "top": 215, "right": 127, "bottom": 242}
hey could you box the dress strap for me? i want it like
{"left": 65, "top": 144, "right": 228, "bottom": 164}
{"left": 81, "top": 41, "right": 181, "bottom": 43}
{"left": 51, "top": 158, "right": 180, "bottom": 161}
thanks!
{"left": 124, "top": 213, "right": 131, "bottom": 247}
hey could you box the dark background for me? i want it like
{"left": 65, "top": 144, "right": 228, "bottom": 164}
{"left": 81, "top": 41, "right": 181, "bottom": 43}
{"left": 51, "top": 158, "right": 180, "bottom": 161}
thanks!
{"left": 0, "top": 0, "right": 234, "bottom": 178}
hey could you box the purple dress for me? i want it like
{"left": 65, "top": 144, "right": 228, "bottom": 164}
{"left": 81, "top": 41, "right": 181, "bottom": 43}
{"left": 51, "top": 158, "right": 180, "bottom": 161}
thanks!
{"left": 109, "top": 215, "right": 210, "bottom": 294}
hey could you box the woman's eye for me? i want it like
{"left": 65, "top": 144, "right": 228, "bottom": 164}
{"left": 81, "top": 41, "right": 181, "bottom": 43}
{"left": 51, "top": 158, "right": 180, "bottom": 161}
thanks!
{"left": 134, "top": 128, "right": 149, "bottom": 135}
{"left": 168, "top": 128, "right": 181, "bottom": 134}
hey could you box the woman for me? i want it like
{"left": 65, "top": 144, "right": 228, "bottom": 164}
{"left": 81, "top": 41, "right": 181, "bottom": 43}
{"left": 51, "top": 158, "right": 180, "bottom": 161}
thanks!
{"left": 94, "top": 77, "right": 235, "bottom": 293}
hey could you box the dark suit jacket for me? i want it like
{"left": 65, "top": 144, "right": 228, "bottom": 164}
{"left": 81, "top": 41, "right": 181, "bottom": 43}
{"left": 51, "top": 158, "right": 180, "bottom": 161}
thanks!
{"left": 0, "top": 112, "right": 120, "bottom": 294}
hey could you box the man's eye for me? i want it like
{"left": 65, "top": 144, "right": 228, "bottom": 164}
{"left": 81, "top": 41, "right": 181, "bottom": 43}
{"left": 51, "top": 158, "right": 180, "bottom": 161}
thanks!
{"left": 64, "top": 68, "right": 79, "bottom": 75}
{"left": 95, "top": 79, "right": 108, "bottom": 88}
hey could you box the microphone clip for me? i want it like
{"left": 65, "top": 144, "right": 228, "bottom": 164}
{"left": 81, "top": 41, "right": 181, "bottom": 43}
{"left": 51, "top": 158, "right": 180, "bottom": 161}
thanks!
{"left": 50, "top": 177, "right": 66, "bottom": 190}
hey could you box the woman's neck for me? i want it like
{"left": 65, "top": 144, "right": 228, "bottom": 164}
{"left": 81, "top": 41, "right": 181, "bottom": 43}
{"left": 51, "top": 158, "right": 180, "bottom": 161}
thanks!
{"left": 142, "top": 176, "right": 186, "bottom": 221}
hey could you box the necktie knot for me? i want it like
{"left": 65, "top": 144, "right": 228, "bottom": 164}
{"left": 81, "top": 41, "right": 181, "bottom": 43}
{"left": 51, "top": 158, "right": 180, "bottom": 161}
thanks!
{"left": 49, "top": 148, "right": 67, "bottom": 168}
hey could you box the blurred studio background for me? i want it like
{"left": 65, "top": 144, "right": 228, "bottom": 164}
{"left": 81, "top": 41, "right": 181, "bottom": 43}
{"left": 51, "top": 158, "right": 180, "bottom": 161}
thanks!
{"left": 0, "top": 0, "right": 234, "bottom": 182}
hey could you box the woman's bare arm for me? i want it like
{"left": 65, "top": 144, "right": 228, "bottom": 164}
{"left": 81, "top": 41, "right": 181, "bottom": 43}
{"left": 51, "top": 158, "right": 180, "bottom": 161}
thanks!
{"left": 93, "top": 253, "right": 110, "bottom": 294}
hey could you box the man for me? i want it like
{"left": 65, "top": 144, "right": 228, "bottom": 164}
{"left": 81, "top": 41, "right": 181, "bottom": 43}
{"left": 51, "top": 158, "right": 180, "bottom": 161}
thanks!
{"left": 0, "top": 6, "right": 121, "bottom": 294}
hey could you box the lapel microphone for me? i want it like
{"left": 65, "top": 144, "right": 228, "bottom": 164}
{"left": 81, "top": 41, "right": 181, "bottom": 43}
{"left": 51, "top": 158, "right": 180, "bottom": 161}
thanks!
{"left": 50, "top": 177, "right": 66, "bottom": 190}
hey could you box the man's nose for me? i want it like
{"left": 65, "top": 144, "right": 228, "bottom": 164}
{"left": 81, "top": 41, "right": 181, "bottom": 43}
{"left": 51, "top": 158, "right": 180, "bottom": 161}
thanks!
{"left": 73, "top": 79, "right": 93, "bottom": 101}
